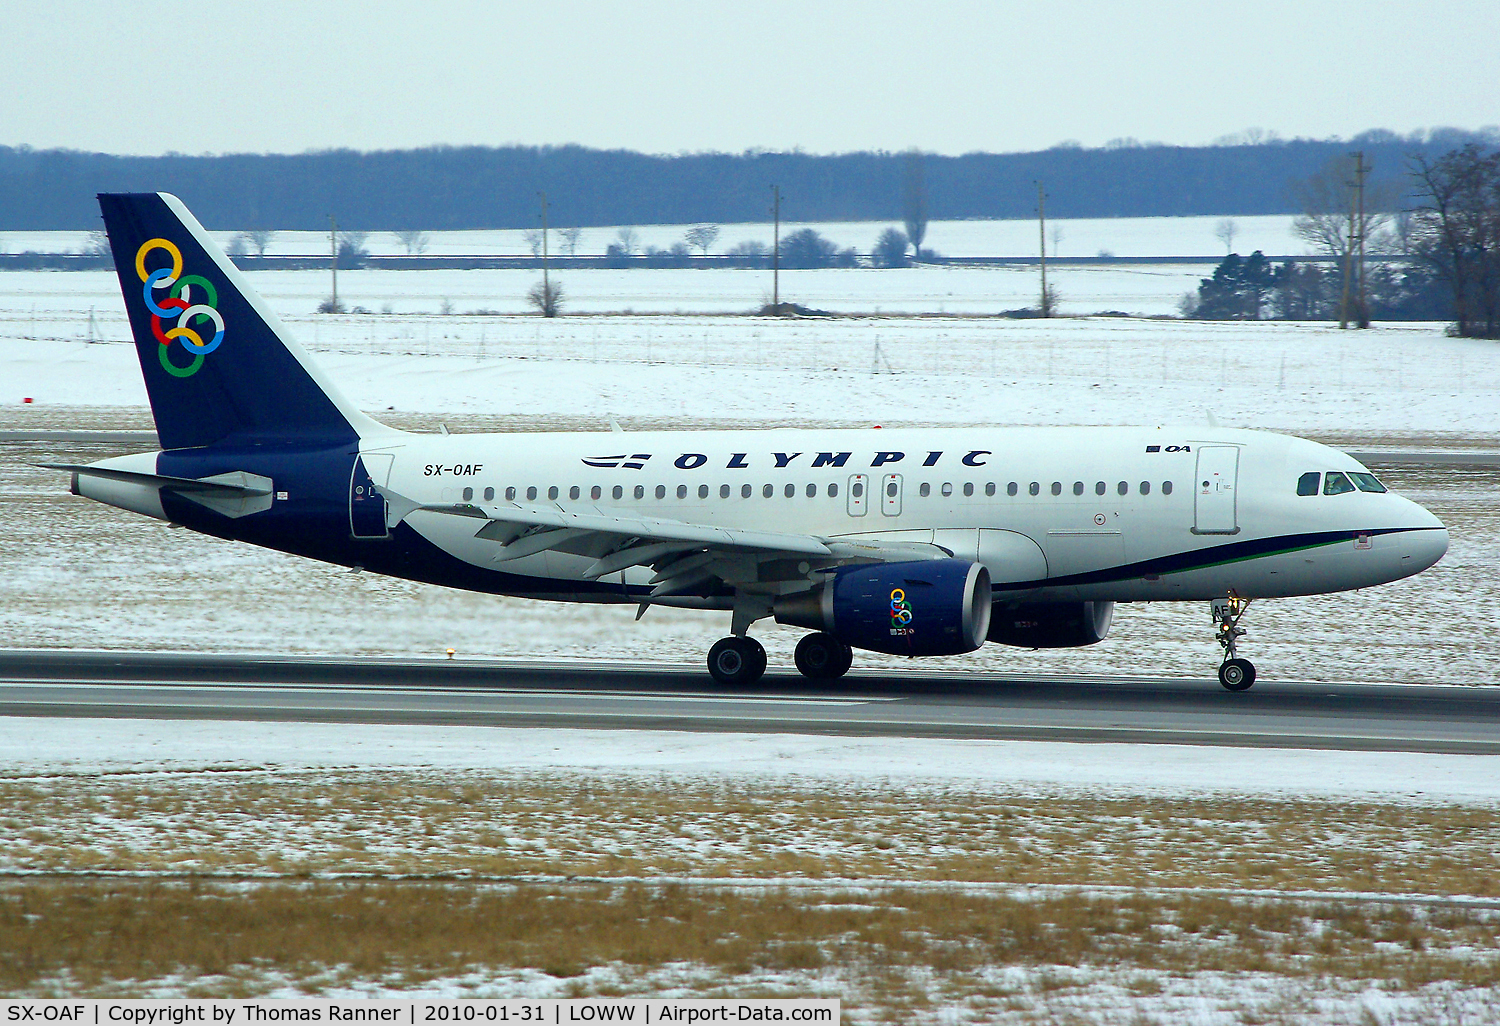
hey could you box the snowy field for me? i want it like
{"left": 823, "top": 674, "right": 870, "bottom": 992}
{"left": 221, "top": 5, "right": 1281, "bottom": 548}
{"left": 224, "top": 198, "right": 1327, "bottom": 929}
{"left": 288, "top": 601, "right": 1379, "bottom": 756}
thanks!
{"left": 1, "top": 213, "right": 1305, "bottom": 261}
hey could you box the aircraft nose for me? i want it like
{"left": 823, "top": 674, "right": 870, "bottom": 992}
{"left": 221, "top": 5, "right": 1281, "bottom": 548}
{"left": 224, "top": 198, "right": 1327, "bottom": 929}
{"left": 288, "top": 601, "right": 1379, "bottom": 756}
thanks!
{"left": 1403, "top": 524, "right": 1448, "bottom": 574}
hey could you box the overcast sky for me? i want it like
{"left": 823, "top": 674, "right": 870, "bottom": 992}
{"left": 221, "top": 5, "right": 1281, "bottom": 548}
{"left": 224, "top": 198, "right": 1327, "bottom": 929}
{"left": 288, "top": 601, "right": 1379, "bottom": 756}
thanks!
{"left": 4, "top": 0, "right": 1495, "bottom": 157}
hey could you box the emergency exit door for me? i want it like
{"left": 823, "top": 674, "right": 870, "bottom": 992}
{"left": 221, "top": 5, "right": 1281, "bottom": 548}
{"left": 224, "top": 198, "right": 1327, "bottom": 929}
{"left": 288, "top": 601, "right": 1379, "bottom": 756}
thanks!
{"left": 1193, "top": 445, "right": 1239, "bottom": 534}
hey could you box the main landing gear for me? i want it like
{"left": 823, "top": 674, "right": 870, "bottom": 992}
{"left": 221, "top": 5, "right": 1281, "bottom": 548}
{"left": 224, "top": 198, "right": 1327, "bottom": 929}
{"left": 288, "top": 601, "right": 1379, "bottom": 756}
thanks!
{"left": 794, "top": 632, "right": 854, "bottom": 680}
{"left": 1212, "top": 593, "right": 1256, "bottom": 692}
{"left": 707, "top": 635, "right": 767, "bottom": 686}
{"left": 705, "top": 631, "right": 855, "bottom": 685}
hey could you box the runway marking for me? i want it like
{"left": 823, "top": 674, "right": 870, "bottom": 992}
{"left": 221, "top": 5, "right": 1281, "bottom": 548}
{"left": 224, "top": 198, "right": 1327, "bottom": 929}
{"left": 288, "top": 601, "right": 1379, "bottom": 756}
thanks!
{"left": 0, "top": 679, "right": 897, "bottom": 706}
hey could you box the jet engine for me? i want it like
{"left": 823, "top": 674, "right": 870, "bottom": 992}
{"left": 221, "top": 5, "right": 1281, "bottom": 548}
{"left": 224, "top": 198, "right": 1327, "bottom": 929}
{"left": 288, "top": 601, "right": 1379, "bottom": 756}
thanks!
{"left": 987, "top": 601, "right": 1114, "bottom": 648}
{"left": 775, "top": 559, "right": 991, "bottom": 656}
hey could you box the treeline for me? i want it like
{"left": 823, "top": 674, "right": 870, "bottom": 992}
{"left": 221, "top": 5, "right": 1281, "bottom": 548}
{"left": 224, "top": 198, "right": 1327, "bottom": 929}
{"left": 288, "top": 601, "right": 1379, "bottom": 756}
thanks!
{"left": 0, "top": 129, "right": 1493, "bottom": 231}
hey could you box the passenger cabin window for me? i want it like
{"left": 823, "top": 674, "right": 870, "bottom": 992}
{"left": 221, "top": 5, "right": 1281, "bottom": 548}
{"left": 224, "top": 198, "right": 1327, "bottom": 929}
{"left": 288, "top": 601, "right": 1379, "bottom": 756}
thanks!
{"left": 548, "top": 486, "right": 559, "bottom": 500}
{"left": 1095, "top": 481, "right": 1106, "bottom": 496}
{"left": 1072, "top": 481, "right": 1084, "bottom": 495}
{"left": 941, "top": 482, "right": 953, "bottom": 497}
{"left": 852, "top": 482, "right": 864, "bottom": 497}
{"left": 1139, "top": 481, "right": 1151, "bottom": 495}
{"left": 569, "top": 486, "right": 580, "bottom": 500}
{"left": 1162, "top": 481, "right": 1173, "bottom": 495}
{"left": 919, "top": 483, "right": 931, "bottom": 497}
{"left": 462, "top": 487, "right": 473, "bottom": 501}
{"left": 963, "top": 482, "right": 974, "bottom": 497}
{"left": 720, "top": 484, "right": 731, "bottom": 498}
{"left": 634, "top": 485, "right": 644, "bottom": 499}
{"left": 1008, "top": 482, "right": 1018, "bottom": 496}
{"left": 742, "top": 484, "right": 752, "bottom": 498}
{"left": 785, "top": 483, "right": 796, "bottom": 498}
{"left": 1297, "top": 472, "right": 1321, "bottom": 496}
{"left": 1051, "top": 482, "right": 1062, "bottom": 496}
{"left": 828, "top": 482, "right": 838, "bottom": 497}
{"left": 591, "top": 486, "right": 602, "bottom": 500}
{"left": 483, "top": 487, "right": 495, "bottom": 501}
{"left": 986, "top": 483, "right": 996, "bottom": 497}
{"left": 526, "top": 486, "right": 538, "bottom": 501}
{"left": 613, "top": 485, "right": 624, "bottom": 500}
{"left": 1117, "top": 481, "right": 1128, "bottom": 495}
{"left": 655, "top": 485, "right": 666, "bottom": 499}
{"left": 505, "top": 487, "right": 517, "bottom": 501}
{"left": 763, "top": 484, "right": 774, "bottom": 498}
{"left": 1029, "top": 482, "right": 1040, "bottom": 496}
{"left": 806, "top": 483, "right": 817, "bottom": 497}
{"left": 677, "top": 485, "right": 688, "bottom": 499}
{"left": 1324, "top": 471, "right": 1356, "bottom": 495}
{"left": 698, "top": 484, "right": 709, "bottom": 499}
{"left": 1350, "top": 472, "right": 1387, "bottom": 493}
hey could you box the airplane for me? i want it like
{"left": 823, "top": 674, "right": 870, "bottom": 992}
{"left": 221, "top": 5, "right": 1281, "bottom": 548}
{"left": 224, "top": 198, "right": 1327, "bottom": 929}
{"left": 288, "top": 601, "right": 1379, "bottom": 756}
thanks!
{"left": 51, "top": 192, "right": 1449, "bottom": 691}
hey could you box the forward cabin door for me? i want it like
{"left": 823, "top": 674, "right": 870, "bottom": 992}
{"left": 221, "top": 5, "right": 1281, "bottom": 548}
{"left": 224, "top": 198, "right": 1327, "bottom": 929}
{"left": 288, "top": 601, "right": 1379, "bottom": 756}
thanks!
{"left": 1193, "top": 445, "right": 1239, "bottom": 535}
{"left": 350, "top": 452, "right": 395, "bottom": 538}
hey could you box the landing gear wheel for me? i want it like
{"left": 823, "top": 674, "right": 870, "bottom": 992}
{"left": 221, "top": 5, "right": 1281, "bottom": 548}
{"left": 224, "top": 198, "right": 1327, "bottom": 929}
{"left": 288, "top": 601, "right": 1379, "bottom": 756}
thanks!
{"left": 1219, "top": 658, "right": 1256, "bottom": 692}
{"left": 707, "top": 636, "right": 767, "bottom": 686}
{"left": 794, "top": 632, "right": 854, "bottom": 679}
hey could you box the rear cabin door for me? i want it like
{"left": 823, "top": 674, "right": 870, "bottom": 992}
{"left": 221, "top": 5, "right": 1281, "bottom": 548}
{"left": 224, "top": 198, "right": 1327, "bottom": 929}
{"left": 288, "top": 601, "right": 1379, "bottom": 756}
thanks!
{"left": 1193, "top": 445, "right": 1239, "bottom": 534}
{"left": 350, "top": 452, "right": 395, "bottom": 538}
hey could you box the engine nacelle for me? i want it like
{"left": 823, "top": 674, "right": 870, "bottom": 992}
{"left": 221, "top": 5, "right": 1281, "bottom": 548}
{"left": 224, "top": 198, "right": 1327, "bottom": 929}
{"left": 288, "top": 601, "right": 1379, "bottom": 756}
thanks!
{"left": 775, "top": 559, "right": 992, "bottom": 656}
{"left": 987, "top": 601, "right": 1114, "bottom": 648}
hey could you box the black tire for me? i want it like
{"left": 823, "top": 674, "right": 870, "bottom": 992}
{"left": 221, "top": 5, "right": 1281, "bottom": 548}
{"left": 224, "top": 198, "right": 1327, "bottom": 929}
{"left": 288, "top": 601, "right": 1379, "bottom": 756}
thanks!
{"left": 707, "top": 636, "right": 767, "bottom": 686}
{"left": 795, "top": 632, "right": 853, "bottom": 679}
{"left": 1219, "top": 658, "right": 1256, "bottom": 692}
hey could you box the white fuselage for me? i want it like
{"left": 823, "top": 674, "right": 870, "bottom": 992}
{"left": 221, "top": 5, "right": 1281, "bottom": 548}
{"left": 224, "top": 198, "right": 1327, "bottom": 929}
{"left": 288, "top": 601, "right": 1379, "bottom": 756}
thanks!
{"left": 352, "top": 424, "right": 1447, "bottom": 607}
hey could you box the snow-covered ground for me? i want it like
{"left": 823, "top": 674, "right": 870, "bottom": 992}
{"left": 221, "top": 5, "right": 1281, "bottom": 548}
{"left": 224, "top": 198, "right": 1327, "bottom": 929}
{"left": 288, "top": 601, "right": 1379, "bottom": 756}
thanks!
{"left": 7, "top": 717, "right": 1498, "bottom": 803}
{"left": 3, "top": 311, "right": 1496, "bottom": 435}
{"left": 1, "top": 213, "right": 1305, "bottom": 260}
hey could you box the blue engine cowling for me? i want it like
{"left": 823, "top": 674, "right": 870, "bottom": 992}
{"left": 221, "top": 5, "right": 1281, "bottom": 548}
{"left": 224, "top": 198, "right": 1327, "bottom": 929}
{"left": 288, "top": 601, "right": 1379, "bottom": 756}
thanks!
{"left": 987, "top": 601, "right": 1114, "bottom": 648}
{"left": 774, "top": 559, "right": 992, "bottom": 656}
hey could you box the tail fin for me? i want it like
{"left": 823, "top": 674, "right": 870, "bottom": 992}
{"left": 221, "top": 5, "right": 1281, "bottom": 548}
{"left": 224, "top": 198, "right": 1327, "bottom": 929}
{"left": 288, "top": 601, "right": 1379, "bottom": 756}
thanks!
{"left": 99, "top": 192, "right": 384, "bottom": 450}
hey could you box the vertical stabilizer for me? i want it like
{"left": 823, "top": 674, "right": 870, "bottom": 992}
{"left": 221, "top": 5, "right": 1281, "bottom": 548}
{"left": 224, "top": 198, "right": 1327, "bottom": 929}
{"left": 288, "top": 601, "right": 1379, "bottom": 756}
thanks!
{"left": 98, "top": 192, "right": 386, "bottom": 449}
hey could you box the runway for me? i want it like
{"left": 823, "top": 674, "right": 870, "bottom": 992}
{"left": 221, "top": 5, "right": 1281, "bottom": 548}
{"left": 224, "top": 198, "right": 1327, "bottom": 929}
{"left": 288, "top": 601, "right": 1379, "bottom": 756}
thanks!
{"left": 1, "top": 650, "right": 1497, "bottom": 753}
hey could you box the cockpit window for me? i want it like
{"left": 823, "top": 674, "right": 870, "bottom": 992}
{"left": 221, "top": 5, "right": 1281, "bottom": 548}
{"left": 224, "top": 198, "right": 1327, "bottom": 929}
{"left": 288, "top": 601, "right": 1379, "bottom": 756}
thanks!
{"left": 1296, "top": 472, "right": 1321, "bottom": 496}
{"left": 1349, "top": 472, "right": 1387, "bottom": 494}
{"left": 1323, "top": 471, "right": 1356, "bottom": 495}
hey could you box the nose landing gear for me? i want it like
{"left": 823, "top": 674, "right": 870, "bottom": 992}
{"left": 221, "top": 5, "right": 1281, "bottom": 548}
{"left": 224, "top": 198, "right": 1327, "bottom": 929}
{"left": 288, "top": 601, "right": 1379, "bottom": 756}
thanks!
{"left": 1212, "top": 593, "right": 1256, "bottom": 691}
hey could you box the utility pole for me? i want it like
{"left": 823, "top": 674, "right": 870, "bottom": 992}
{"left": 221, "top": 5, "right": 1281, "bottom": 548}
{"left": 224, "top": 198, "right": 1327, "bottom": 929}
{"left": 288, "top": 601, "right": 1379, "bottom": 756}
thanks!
{"left": 771, "top": 185, "right": 781, "bottom": 313}
{"left": 1353, "top": 151, "right": 1369, "bottom": 328}
{"left": 1036, "top": 181, "right": 1049, "bottom": 317}
{"left": 538, "top": 191, "right": 550, "bottom": 310}
{"left": 328, "top": 215, "right": 338, "bottom": 313}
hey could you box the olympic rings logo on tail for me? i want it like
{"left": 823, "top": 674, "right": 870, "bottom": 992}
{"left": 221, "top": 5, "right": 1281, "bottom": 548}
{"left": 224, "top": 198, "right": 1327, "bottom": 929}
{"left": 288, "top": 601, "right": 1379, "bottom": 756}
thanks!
{"left": 890, "top": 588, "right": 913, "bottom": 627}
{"left": 135, "top": 238, "right": 225, "bottom": 378}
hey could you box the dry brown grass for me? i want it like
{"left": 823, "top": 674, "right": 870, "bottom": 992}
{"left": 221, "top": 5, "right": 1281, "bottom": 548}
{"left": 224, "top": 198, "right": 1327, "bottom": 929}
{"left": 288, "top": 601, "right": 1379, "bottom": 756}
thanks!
{"left": 2, "top": 878, "right": 1497, "bottom": 999}
{"left": 2, "top": 770, "right": 1498, "bottom": 897}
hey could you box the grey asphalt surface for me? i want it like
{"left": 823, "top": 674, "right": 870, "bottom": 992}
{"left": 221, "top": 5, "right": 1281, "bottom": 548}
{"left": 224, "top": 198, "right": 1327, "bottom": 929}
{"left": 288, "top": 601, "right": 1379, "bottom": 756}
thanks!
{"left": 1, "top": 650, "right": 1496, "bottom": 753}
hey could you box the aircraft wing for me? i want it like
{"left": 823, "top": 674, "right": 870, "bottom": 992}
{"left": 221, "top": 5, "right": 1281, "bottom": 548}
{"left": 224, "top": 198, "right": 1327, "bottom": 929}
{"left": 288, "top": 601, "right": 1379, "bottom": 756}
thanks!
{"left": 386, "top": 492, "right": 947, "bottom": 598}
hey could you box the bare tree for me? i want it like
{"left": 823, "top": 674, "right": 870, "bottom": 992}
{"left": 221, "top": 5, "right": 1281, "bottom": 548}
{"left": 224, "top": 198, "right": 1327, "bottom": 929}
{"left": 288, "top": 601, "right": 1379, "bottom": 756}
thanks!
{"left": 1409, "top": 145, "right": 1500, "bottom": 338}
{"left": 522, "top": 228, "right": 544, "bottom": 258}
{"left": 1049, "top": 224, "right": 1064, "bottom": 259}
{"left": 902, "top": 150, "right": 928, "bottom": 261}
{"left": 684, "top": 224, "right": 720, "bottom": 257}
{"left": 558, "top": 227, "right": 583, "bottom": 256}
{"left": 1290, "top": 156, "right": 1395, "bottom": 263}
{"left": 244, "top": 229, "right": 276, "bottom": 257}
{"left": 1214, "top": 218, "right": 1238, "bottom": 253}
{"left": 527, "top": 279, "right": 564, "bottom": 317}
{"left": 614, "top": 227, "right": 640, "bottom": 256}
{"left": 395, "top": 230, "right": 430, "bottom": 255}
